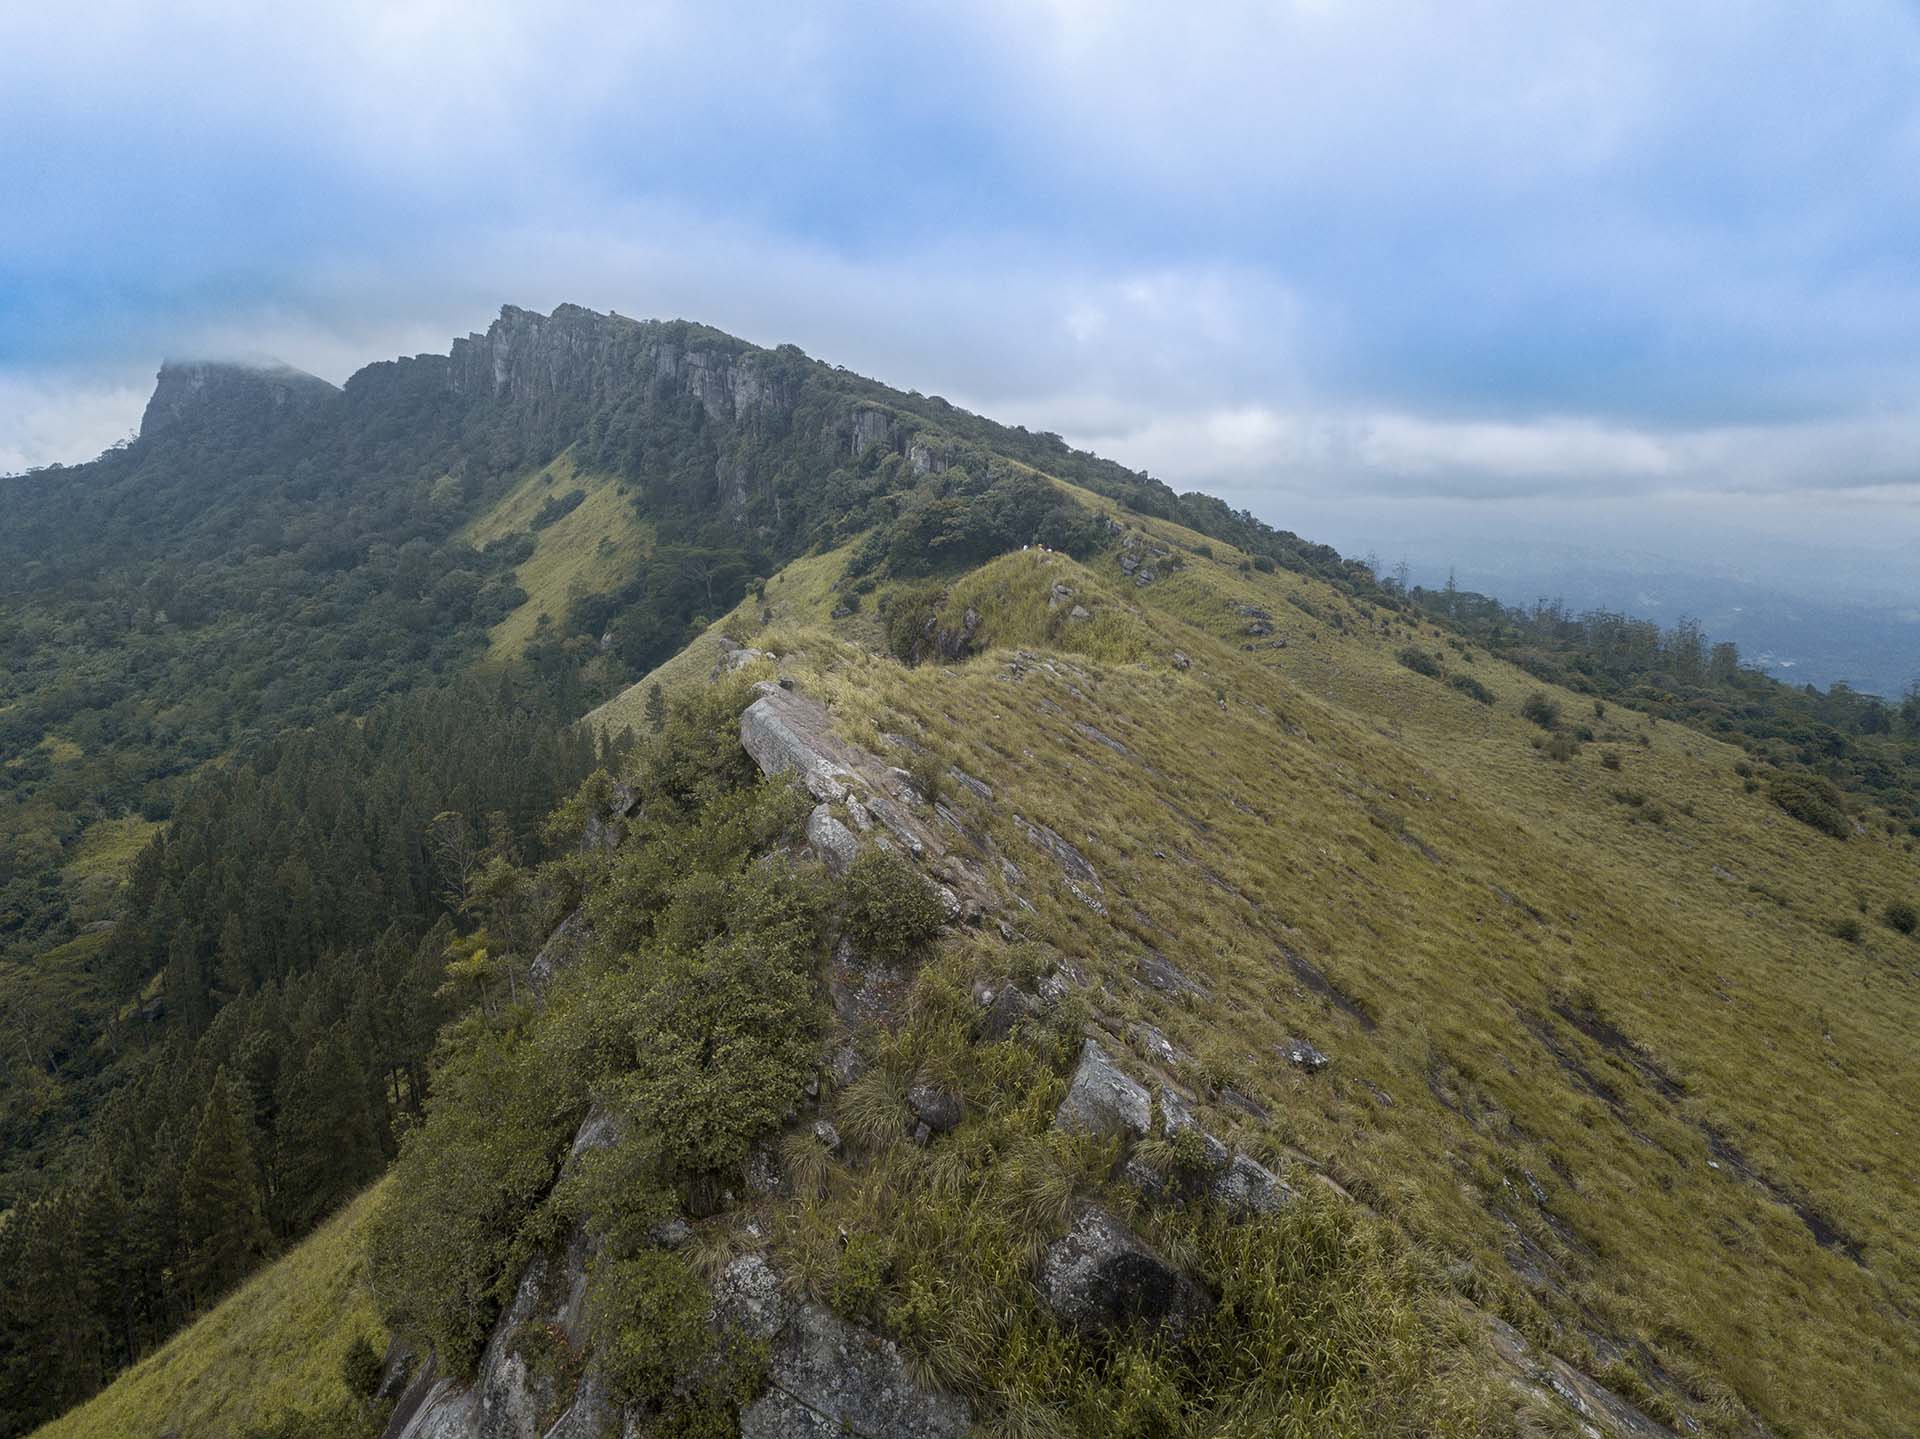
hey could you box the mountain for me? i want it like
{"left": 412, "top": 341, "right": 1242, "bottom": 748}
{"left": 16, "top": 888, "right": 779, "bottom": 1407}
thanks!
{"left": 7, "top": 306, "right": 1919, "bottom": 1439}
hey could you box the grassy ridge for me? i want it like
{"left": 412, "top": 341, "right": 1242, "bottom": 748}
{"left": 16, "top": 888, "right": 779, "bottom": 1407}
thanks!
{"left": 32, "top": 1184, "right": 389, "bottom": 1439}
{"left": 664, "top": 526, "right": 1916, "bottom": 1434}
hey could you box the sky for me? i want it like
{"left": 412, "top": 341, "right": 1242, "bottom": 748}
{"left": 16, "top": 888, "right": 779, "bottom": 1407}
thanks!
{"left": 5, "top": 0, "right": 1920, "bottom": 609}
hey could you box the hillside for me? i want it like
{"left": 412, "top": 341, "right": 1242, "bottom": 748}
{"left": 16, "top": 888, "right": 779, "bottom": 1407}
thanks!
{"left": 10, "top": 305, "right": 1919, "bottom": 1439}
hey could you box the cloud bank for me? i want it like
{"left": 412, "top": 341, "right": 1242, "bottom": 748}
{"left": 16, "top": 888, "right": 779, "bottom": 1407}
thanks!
{"left": 4, "top": 0, "right": 1918, "bottom": 585}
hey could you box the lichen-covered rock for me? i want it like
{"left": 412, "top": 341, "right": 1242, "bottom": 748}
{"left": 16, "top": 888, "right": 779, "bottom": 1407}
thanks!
{"left": 1280, "top": 1036, "right": 1331, "bottom": 1072}
{"left": 1038, "top": 1204, "right": 1213, "bottom": 1341}
{"left": 529, "top": 910, "right": 588, "bottom": 996}
{"left": 740, "top": 684, "right": 856, "bottom": 802}
{"left": 1212, "top": 1153, "right": 1292, "bottom": 1217}
{"left": 972, "top": 979, "right": 1040, "bottom": 1041}
{"left": 806, "top": 803, "right": 860, "bottom": 874}
{"left": 740, "top": 1300, "right": 972, "bottom": 1439}
{"left": 1054, "top": 1040, "right": 1151, "bottom": 1142}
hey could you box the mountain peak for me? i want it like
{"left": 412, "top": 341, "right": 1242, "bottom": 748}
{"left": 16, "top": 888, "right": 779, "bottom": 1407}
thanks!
{"left": 139, "top": 357, "right": 338, "bottom": 443}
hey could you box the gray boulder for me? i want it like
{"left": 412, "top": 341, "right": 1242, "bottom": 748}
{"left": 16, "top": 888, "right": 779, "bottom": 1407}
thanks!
{"left": 907, "top": 1084, "right": 964, "bottom": 1134}
{"left": 1212, "top": 1153, "right": 1292, "bottom": 1217}
{"left": 1280, "top": 1036, "right": 1331, "bottom": 1072}
{"left": 805, "top": 803, "right": 861, "bottom": 874}
{"left": 739, "top": 683, "right": 856, "bottom": 802}
{"left": 1054, "top": 1040, "right": 1151, "bottom": 1142}
{"left": 1038, "top": 1204, "right": 1213, "bottom": 1341}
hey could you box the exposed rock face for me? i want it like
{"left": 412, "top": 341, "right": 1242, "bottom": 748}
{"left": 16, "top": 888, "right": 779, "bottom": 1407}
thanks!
{"left": 1054, "top": 1040, "right": 1151, "bottom": 1141}
{"left": 1213, "top": 1153, "right": 1291, "bottom": 1217}
{"left": 528, "top": 909, "right": 588, "bottom": 996}
{"left": 740, "top": 684, "right": 858, "bottom": 802}
{"left": 806, "top": 804, "right": 861, "bottom": 875}
{"left": 1038, "top": 1204, "right": 1213, "bottom": 1341}
{"left": 139, "top": 358, "right": 338, "bottom": 443}
{"left": 718, "top": 1256, "right": 972, "bottom": 1439}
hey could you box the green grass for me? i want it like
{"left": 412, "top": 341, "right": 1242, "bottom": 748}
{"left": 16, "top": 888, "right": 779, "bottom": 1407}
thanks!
{"left": 33, "top": 1184, "right": 391, "bottom": 1439}
{"left": 739, "top": 529, "right": 1918, "bottom": 1435}
{"left": 62, "top": 816, "right": 161, "bottom": 884}
{"left": 462, "top": 449, "right": 654, "bottom": 660}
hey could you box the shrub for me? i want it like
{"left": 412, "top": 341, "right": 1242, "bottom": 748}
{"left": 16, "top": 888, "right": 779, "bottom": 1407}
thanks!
{"left": 1252, "top": 554, "right": 1276, "bottom": 573}
{"left": 840, "top": 848, "right": 947, "bottom": 964}
{"left": 903, "top": 746, "right": 947, "bottom": 808}
{"left": 531, "top": 488, "right": 587, "bottom": 530}
{"left": 1833, "top": 917, "right": 1864, "bottom": 943}
{"left": 1521, "top": 691, "right": 1562, "bottom": 730}
{"left": 1884, "top": 900, "right": 1918, "bottom": 935}
{"left": 340, "top": 1334, "right": 384, "bottom": 1398}
{"left": 1447, "top": 673, "right": 1494, "bottom": 705}
{"left": 1545, "top": 733, "right": 1580, "bottom": 763}
{"left": 1396, "top": 646, "right": 1443, "bottom": 678}
{"left": 1600, "top": 750, "right": 1622, "bottom": 770}
{"left": 1768, "top": 775, "right": 1852, "bottom": 839}
{"left": 1193, "top": 543, "right": 1214, "bottom": 559}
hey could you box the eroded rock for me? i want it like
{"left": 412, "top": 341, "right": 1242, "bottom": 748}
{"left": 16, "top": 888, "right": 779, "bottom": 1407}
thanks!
{"left": 806, "top": 804, "right": 860, "bottom": 874}
{"left": 1038, "top": 1203, "right": 1213, "bottom": 1341}
{"left": 1054, "top": 1040, "right": 1151, "bottom": 1141}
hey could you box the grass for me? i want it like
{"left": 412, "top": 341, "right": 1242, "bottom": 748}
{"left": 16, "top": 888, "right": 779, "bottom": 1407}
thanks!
{"left": 33, "top": 1183, "right": 391, "bottom": 1439}
{"left": 730, "top": 528, "right": 1918, "bottom": 1435}
{"left": 62, "top": 815, "right": 161, "bottom": 884}
{"left": 462, "top": 449, "right": 654, "bottom": 660}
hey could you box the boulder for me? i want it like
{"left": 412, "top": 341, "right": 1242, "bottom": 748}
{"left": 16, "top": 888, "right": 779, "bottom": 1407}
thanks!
{"left": 973, "top": 980, "right": 1040, "bottom": 1041}
{"left": 1280, "top": 1036, "right": 1331, "bottom": 1072}
{"left": 1054, "top": 1040, "right": 1151, "bottom": 1142}
{"left": 740, "top": 683, "right": 856, "bottom": 802}
{"left": 1139, "top": 953, "right": 1208, "bottom": 1000}
{"left": 529, "top": 910, "right": 588, "bottom": 996}
{"left": 1212, "top": 1154, "right": 1292, "bottom": 1217}
{"left": 1171, "top": 650, "right": 1191, "bottom": 670}
{"left": 907, "top": 1084, "right": 964, "bottom": 1134}
{"left": 1038, "top": 1204, "right": 1213, "bottom": 1341}
{"left": 741, "top": 1301, "right": 972, "bottom": 1439}
{"left": 805, "top": 804, "right": 861, "bottom": 875}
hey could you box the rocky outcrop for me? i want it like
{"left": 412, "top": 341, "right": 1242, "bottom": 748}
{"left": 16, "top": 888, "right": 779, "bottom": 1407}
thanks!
{"left": 1054, "top": 1040, "right": 1151, "bottom": 1141}
{"left": 1038, "top": 1204, "right": 1212, "bottom": 1341}
{"left": 139, "top": 358, "right": 338, "bottom": 443}
{"left": 739, "top": 682, "right": 995, "bottom": 917}
{"left": 717, "top": 1255, "right": 971, "bottom": 1439}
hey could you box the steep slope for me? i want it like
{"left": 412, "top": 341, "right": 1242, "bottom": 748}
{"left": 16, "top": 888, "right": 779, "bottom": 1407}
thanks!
{"left": 32, "top": 1184, "right": 390, "bottom": 1439}
{"left": 16, "top": 306, "right": 1919, "bottom": 1438}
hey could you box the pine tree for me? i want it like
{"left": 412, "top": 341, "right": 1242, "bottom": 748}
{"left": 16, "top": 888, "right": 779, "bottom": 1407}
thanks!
{"left": 645, "top": 681, "right": 667, "bottom": 733}
{"left": 178, "top": 1068, "right": 271, "bottom": 1306}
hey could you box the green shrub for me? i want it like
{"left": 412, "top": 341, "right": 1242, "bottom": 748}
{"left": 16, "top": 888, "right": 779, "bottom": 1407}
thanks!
{"left": 1600, "top": 750, "right": 1623, "bottom": 770}
{"left": 1396, "top": 647, "right": 1442, "bottom": 679}
{"left": 839, "top": 848, "right": 947, "bottom": 964}
{"left": 1768, "top": 775, "right": 1852, "bottom": 839}
{"left": 903, "top": 746, "right": 947, "bottom": 808}
{"left": 1833, "top": 917, "right": 1864, "bottom": 943}
{"left": 339, "top": 1334, "right": 384, "bottom": 1398}
{"left": 1447, "top": 673, "right": 1494, "bottom": 705}
{"left": 1884, "top": 900, "right": 1918, "bottom": 935}
{"left": 1521, "top": 691, "right": 1562, "bottom": 730}
{"left": 1252, "top": 554, "right": 1276, "bottom": 573}
{"left": 1545, "top": 733, "right": 1580, "bottom": 763}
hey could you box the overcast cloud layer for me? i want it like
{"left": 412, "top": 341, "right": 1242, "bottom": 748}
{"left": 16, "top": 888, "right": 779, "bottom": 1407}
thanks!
{"left": 5, "top": 0, "right": 1919, "bottom": 594}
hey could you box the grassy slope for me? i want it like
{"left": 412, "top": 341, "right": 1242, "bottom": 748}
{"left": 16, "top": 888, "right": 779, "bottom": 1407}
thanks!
{"left": 33, "top": 1183, "right": 389, "bottom": 1439}
{"left": 60, "top": 488, "right": 1916, "bottom": 1436}
{"left": 636, "top": 513, "right": 1917, "bottom": 1434}
{"left": 462, "top": 449, "right": 654, "bottom": 660}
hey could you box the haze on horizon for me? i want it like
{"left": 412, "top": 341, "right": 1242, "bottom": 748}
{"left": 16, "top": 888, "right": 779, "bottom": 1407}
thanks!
{"left": 5, "top": 1, "right": 1919, "bottom": 684}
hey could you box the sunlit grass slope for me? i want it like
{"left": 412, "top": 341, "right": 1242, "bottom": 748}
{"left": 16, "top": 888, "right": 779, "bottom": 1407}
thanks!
{"left": 705, "top": 524, "right": 1917, "bottom": 1436}
{"left": 33, "top": 1184, "right": 389, "bottom": 1439}
{"left": 463, "top": 450, "right": 654, "bottom": 660}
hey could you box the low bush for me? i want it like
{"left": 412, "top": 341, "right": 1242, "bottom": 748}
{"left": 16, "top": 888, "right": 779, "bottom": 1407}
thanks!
{"left": 1521, "top": 691, "right": 1562, "bottom": 730}
{"left": 1396, "top": 647, "right": 1443, "bottom": 678}
{"left": 839, "top": 848, "right": 948, "bottom": 964}
{"left": 1884, "top": 900, "right": 1917, "bottom": 936}
{"left": 1768, "top": 775, "right": 1852, "bottom": 839}
{"left": 1447, "top": 673, "right": 1494, "bottom": 705}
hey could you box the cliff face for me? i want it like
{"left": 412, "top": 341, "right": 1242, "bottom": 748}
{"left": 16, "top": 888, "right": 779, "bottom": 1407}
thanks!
{"left": 138, "top": 358, "right": 339, "bottom": 443}
{"left": 448, "top": 305, "right": 802, "bottom": 428}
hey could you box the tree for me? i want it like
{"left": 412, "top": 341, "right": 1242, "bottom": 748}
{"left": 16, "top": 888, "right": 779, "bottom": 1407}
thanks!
{"left": 178, "top": 1068, "right": 271, "bottom": 1305}
{"left": 644, "top": 682, "right": 667, "bottom": 734}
